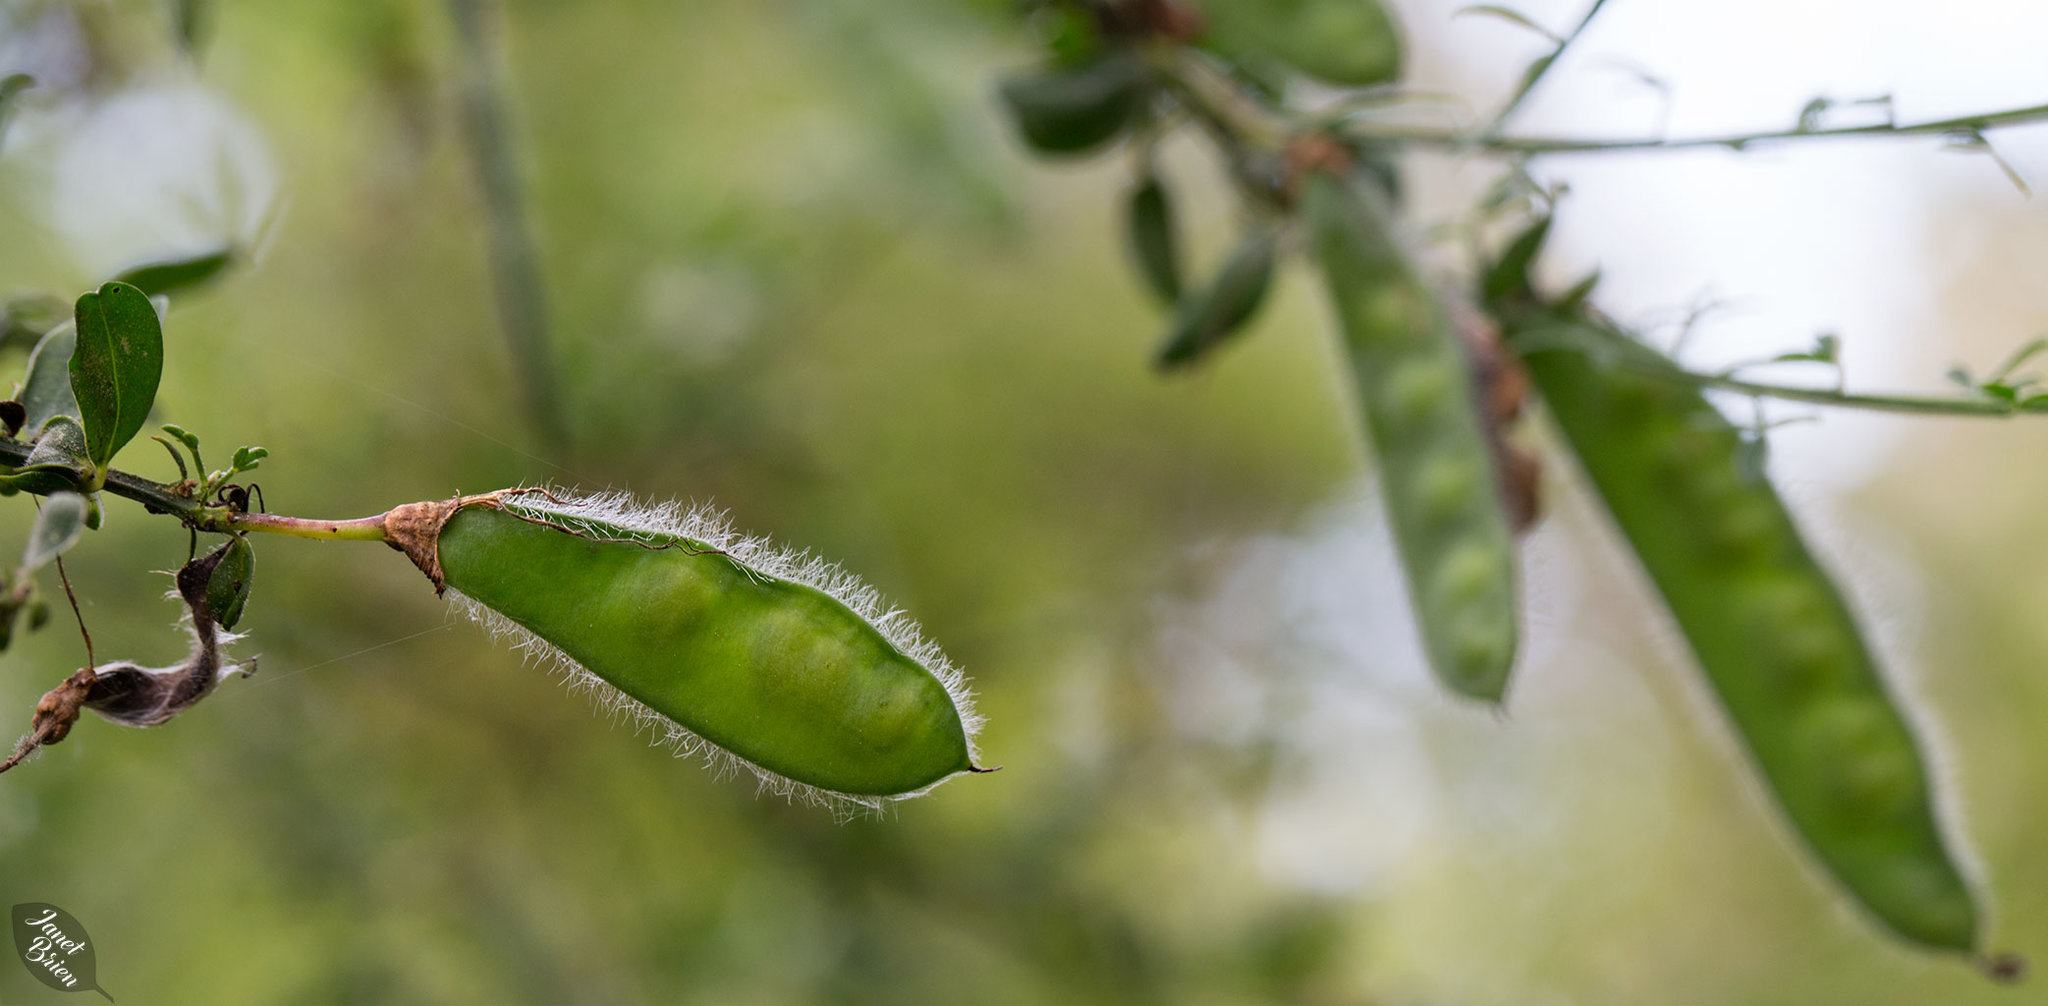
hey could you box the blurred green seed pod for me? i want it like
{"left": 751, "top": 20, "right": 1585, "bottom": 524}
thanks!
{"left": 1153, "top": 226, "right": 1275, "bottom": 370}
{"left": 997, "top": 52, "right": 1147, "bottom": 157}
{"left": 1304, "top": 171, "right": 1518, "bottom": 701}
{"left": 1126, "top": 171, "right": 1183, "bottom": 305}
{"left": 1199, "top": 0, "right": 1403, "bottom": 88}
{"left": 1505, "top": 307, "right": 1980, "bottom": 952}
{"left": 386, "top": 489, "right": 989, "bottom": 810}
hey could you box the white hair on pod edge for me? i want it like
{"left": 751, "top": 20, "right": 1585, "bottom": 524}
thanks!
{"left": 445, "top": 486, "right": 983, "bottom": 818}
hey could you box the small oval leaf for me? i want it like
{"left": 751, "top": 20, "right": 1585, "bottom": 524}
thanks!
{"left": 997, "top": 53, "right": 1146, "bottom": 157}
{"left": 70, "top": 281, "right": 164, "bottom": 471}
{"left": 1125, "top": 173, "right": 1183, "bottom": 305}
{"left": 14, "top": 416, "right": 95, "bottom": 486}
{"left": 1154, "top": 228, "right": 1277, "bottom": 370}
{"left": 22, "top": 492, "right": 87, "bottom": 572}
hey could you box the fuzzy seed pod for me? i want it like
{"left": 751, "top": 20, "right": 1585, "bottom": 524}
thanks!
{"left": 385, "top": 488, "right": 990, "bottom": 812}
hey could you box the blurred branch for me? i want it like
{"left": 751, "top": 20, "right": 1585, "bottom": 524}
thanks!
{"left": 1664, "top": 367, "right": 2030, "bottom": 417}
{"left": 448, "top": 0, "right": 567, "bottom": 449}
{"left": 1349, "top": 100, "right": 2048, "bottom": 156}
{"left": 1512, "top": 329, "right": 2047, "bottom": 417}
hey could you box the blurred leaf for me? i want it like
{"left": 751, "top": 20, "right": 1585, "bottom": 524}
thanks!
{"left": 1986, "top": 337, "right": 2048, "bottom": 384}
{"left": 0, "top": 73, "right": 29, "bottom": 147}
{"left": 1203, "top": 0, "right": 1404, "bottom": 87}
{"left": 1770, "top": 332, "right": 1839, "bottom": 366}
{"left": 1456, "top": 4, "right": 1564, "bottom": 43}
{"left": 111, "top": 246, "right": 236, "bottom": 299}
{"left": 1035, "top": 1, "right": 1101, "bottom": 64}
{"left": 23, "top": 492, "right": 88, "bottom": 572}
{"left": 172, "top": 0, "right": 207, "bottom": 55}
{"left": 1483, "top": 215, "right": 1552, "bottom": 306}
{"left": 19, "top": 321, "right": 79, "bottom": 435}
{"left": 997, "top": 53, "right": 1146, "bottom": 157}
{"left": 70, "top": 281, "right": 165, "bottom": 471}
{"left": 1155, "top": 228, "right": 1276, "bottom": 371}
{"left": 0, "top": 295, "right": 66, "bottom": 352}
{"left": 1797, "top": 96, "right": 1832, "bottom": 132}
{"left": 1125, "top": 173, "right": 1182, "bottom": 305}
{"left": 1557, "top": 269, "right": 1600, "bottom": 311}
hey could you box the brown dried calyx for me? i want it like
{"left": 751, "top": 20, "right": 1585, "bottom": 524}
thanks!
{"left": 381, "top": 492, "right": 520, "bottom": 594}
{"left": 0, "top": 543, "right": 253, "bottom": 774}
{"left": 382, "top": 497, "right": 465, "bottom": 594}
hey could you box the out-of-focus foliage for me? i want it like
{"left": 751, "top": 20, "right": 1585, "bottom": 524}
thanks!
{"left": 0, "top": 1, "right": 2041, "bottom": 1003}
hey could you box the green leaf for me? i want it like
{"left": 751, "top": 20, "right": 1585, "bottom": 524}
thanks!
{"left": 70, "top": 281, "right": 164, "bottom": 471}
{"left": 0, "top": 416, "right": 96, "bottom": 493}
{"left": 160, "top": 422, "right": 202, "bottom": 454}
{"left": 18, "top": 321, "right": 79, "bottom": 435}
{"left": 1125, "top": 173, "right": 1182, "bottom": 305}
{"left": 997, "top": 53, "right": 1146, "bottom": 157}
{"left": 111, "top": 245, "right": 235, "bottom": 299}
{"left": 22, "top": 492, "right": 87, "bottom": 572}
{"left": 231, "top": 445, "right": 268, "bottom": 473}
{"left": 1154, "top": 228, "right": 1277, "bottom": 371}
{"left": 204, "top": 535, "right": 255, "bottom": 630}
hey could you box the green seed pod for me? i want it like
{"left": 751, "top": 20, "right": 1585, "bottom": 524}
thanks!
{"left": 385, "top": 489, "right": 988, "bottom": 810}
{"left": 1200, "top": 0, "right": 1403, "bottom": 88}
{"left": 1509, "top": 311, "right": 1980, "bottom": 952}
{"left": 1304, "top": 172, "right": 1519, "bottom": 701}
{"left": 1126, "top": 171, "right": 1183, "bottom": 305}
{"left": 203, "top": 535, "right": 255, "bottom": 631}
{"left": 1153, "top": 227, "right": 1275, "bottom": 371}
{"left": 996, "top": 53, "right": 1146, "bottom": 157}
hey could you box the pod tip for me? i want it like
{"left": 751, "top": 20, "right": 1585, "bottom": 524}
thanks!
{"left": 966, "top": 763, "right": 1003, "bottom": 774}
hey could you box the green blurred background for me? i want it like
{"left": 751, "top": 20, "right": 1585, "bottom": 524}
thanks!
{"left": 1, "top": 0, "right": 2046, "bottom": 1002}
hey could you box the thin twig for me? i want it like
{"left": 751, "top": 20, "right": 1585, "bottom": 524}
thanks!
{"left": 1663, "top": 367, "right": 2026, "bottom": 417}
{"left": 52, "top": 552, "right": 92, "bottom": 671}
{"left": 1480, "top": 0, "right": 1611, "bottom": 138}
